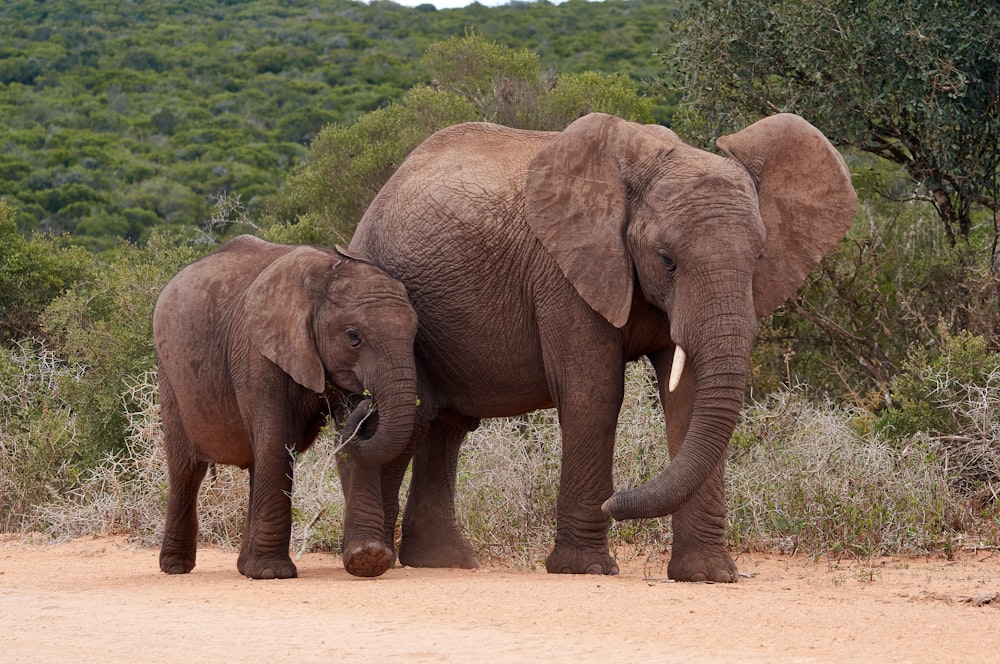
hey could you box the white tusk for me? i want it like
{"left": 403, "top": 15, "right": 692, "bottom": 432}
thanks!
{"left": 667, "top": 345, "right": 686, "bottom": 393}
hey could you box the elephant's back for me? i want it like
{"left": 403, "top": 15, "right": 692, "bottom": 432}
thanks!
{"left": 153, "top": 236, "right": 291, "bottom": 381}
{"left": 156, "top": 237, "right": 289, "bottom": 327}
{"left": 353, "top": 123, "right": 553, "bottom": 262}
{"left": 350, "top": 125, "right": 565, "bottom": 416}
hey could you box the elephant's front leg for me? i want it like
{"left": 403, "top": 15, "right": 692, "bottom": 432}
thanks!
{"left": 653, "top": 348, "right": 738, "bottom": 583}
{"left": 337, "top": 453, "right": 395, "bottom": 577}
{"left": 237, "top": 448, "right": 298, "bottom": 579}
{"left": 398, "top": 415, "right": 480, "bottom": 569}
{"left": 545, "top": 389, "right": 621, "bottom": 575}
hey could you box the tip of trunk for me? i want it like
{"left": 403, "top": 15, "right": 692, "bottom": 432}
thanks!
{"left": 601, "top": 482, "right": 689, "bottom": 521}
{"left": 601, "top": 448, "right": 723, "bottom": 520}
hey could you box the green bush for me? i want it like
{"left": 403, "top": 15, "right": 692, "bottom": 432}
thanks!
{"left": 0, "top": 198, "right": 93, "bottom": 341}
{"left": 267, "top": 35, "right": 657, "bottom": 248}
{"left": 265, "top": 85, "right": 478, "bottom": 246}
{"left": 40, "top": 233, "right": 203, "bottom": 468}
{"left": 877, "top": 327, "right": 1000, "bottom": 505}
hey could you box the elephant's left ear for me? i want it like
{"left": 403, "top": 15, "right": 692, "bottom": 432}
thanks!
{"left": 245, "top": 247, "right": 337, "bottom": 393}
{"left": 525, "top": 113, "right": 679, "bottom": 328}
{"left": 717, "top": 113, "right": 857, "bottom": 319}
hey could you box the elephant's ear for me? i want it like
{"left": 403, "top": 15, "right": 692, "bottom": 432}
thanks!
{"left": 245, "top": 247, "right": 338, "bottom": 393}
{"left": 717, "top": 113, "right": 857, "bottom": 319}
{"left": 525, "top": 113, "right": 679, "bottom": 328}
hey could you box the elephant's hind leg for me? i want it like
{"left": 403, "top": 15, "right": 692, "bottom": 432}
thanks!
{"left": 160, "top": 454, "right": 208, "bottom": 574}
{"left": 159, "top": 376, "right": 208, "bottom": 574}
{"left": 398, "top": 415, "right": 480, "bottom": 569}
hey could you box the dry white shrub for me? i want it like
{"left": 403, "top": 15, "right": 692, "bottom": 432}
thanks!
{"left": 30, "top": 360, "right": 991, "bottom": 565}
{"left": 921, "top": 368, "right": 1000, "bottom": 505}
{"left": 35, "top": 372, "right": 343, "bottom": 555}
{"left": 456, "top": 360, "right": 673, "bottom": 569}
{"left": 726, "top": 389, "right": 961, "bottom": 558}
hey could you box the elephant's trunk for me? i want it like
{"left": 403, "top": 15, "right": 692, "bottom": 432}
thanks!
{"left": 602, "top": 330, "right": 752, "bottom": 520}
{"left": 340, "top": 370, "right": 417, "bottom": 466}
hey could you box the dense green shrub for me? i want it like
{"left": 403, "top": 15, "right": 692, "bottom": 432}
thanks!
{"left": 0, "top": 199, "right": 93, "bottom": 341}
{"left": 40, "top": 233, "right": 204, "bottom": 468}
{"left": 1, "top": 0, "right": 679, "bottom": 248}
{"left": 750, "top": 156, "right": 997, "bottom": 404}
{"left": 267, "top": 35, "right": 654, "bottom": 247}
{"left": 265, "top": 85, "right": 478, "bottom": 246}
{"left": 876, "top": 328, "right": 1000, "bottom": 506}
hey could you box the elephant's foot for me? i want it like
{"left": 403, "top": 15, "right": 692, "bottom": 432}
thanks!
{"left": 343, "top": 540, "right": 395, "bottom": 578}
{"left": 398, "top": 532, "right": 479, "bottom": 569}
{"left": 667, "top": 548, "right": 738, "bottom": 583}
{"left": 545, "top": 544, "right": 619, "bottom": 575}
{"left": 159, "top": 549, "right": 196, "bottom": 575}
{"left": 159, "top": 533, "right": 197, "bottom": 574}
{"left": 237, "top": 549, "right": 298, "bottom": 580}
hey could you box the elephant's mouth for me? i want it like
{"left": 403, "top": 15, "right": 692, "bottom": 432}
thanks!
{"left": 340, "top": 396, "right": 379, "bottom": 443}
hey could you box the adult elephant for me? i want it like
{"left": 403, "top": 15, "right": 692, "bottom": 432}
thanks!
{"left": 154, "top": 235, "right": 418, "bottom": 579}
{"left": 345, "top": 113, "right": 856, "bottom": 581}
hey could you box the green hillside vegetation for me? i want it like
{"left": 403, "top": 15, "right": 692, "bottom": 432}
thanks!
{"left": 0, "top": 0, "right": 678, "bottom": 251}
{"left": 0, "top": 0, "right": 997, "bottom": 564}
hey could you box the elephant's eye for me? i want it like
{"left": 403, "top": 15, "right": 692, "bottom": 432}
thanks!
{"left": 658, "top": 249, "right": 676, "bottom": 273}
{"left": 346, "top": 330, "right": 364, "bottom": 348}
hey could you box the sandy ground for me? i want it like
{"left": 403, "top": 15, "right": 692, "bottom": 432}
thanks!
{"left": 0, "top": 536, "right": 997, "bottom": 663}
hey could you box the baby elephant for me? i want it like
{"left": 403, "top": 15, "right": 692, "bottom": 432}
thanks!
{"left": 154, "top": 235, "right": 418, "bottom": 579}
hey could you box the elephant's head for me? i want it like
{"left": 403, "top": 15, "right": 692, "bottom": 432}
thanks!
{"left": 244, "top": 245, "right": 419, "bottom": 466}
{"left": 525, "top": 113, "right": 856, "bottom": 519}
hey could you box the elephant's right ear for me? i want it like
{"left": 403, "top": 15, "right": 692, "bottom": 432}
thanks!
{"left": 717, "top": 114, "right": 857, "bottom": 318}
{"left": 245, "top": 247, "right": 337, "bottom": 394}
{"left": 525, "top": 115, "right": 627, "bottom": 328}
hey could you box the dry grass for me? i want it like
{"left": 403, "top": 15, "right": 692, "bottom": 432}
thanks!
{"left": 9, "top": 356, "right": 998, "bottom": 568}
{"left": 726, "top": 390, "right": 965, "bottom": 560}
{"left": 32, "top": 372, "right": 345, "bottom": 556}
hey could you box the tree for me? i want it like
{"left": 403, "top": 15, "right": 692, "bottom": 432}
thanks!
{"left": 671, "top": 1, "right": 999, "bottom": 273}
{"left": 266, "top": 35, "right": 654, "bottom": 246}
{"left": 265, "top": 85, "right": 479, "bottom": 246}
{"left": 423, "top": 34, "right": 654, "bottom": 131}
{"left": 40, "top": 233, "right": 202, "bottom": 465}
{"left": 0, "top": 199, "right": 93, "bottom": 341}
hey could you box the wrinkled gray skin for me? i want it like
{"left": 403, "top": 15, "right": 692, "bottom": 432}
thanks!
{"left": 154, "top": 235, "right": 418, "bottom": 579}
{"left": 346, "top": 113, "right": 856, "bottom": 581}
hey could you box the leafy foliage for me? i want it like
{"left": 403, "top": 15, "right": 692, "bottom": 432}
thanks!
{"left": 671, "top": 0, "right": 999, "bottom": 269}
{"left": 750, "top": 167, "right": 984, "bottom": 400}
{"left": 40, "top": 234, "right": 204, "bottom": 467}
{"left": 0, "top": 199, "right": 93, "bottom": 341}
{"left": 0, "top": 0, "right": 678, "bottom": 249}
{"left": 266, "top": 34, "right": 654, "bottom": 246}
{"left": 266, "top": 85, "right": 479, "bottom": 245}
{"left": 673, "top": 2, "right": 1000, "bottom": 398}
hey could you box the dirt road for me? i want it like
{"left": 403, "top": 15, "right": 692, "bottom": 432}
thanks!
{"left": 1, "top": 536, "right": 997, "bottom": 662}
